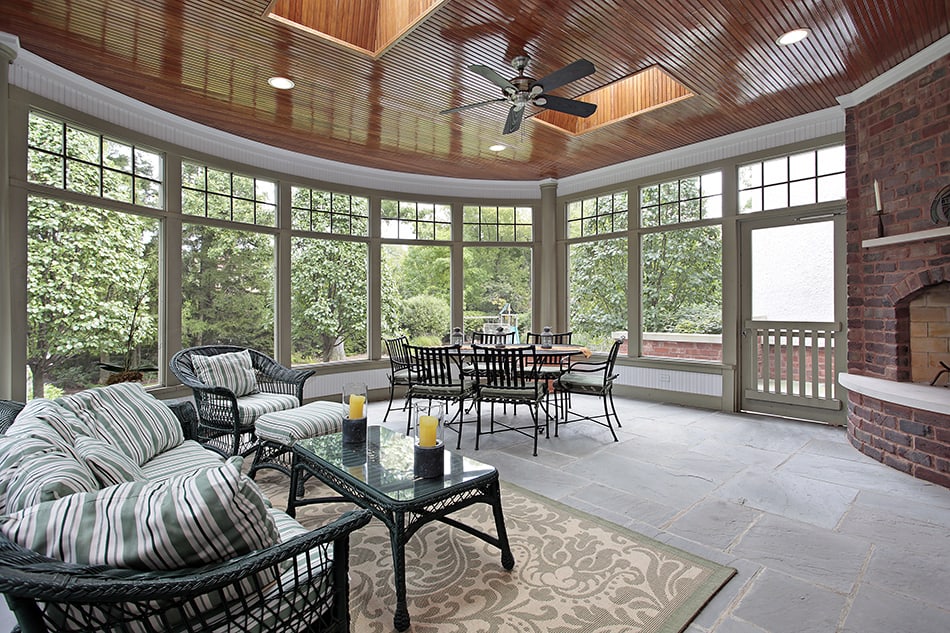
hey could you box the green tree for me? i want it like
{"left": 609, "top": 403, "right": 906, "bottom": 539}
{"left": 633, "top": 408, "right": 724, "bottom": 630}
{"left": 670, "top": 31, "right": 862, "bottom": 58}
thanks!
{"left": 399, "top": 295, "right": 451, "bottom": 342}
{"left": 569, "top": 238, "right": 628, "bottom": 347}
{"left": 181, "top": 224, "right": 274, "bottom": 351}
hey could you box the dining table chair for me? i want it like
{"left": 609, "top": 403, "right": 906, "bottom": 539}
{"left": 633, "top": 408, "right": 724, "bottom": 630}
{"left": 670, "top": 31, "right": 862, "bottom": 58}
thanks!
{"left": 471, "top": 343, "right": 547, "bottom": 456}
{"left": 382, "top": 335, "right": 412, "bottom": 423}
{"left": 405, "top": 343, "right": 475, "bottom": 449}
{"left": 526, "top": 330, "right": 574, "bottom": 417}
{"left": 553, "top": 338, "right": 622, "bottom": 442}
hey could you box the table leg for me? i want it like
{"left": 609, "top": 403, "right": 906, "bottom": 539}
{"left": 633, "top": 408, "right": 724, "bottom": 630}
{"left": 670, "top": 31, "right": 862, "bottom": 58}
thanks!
{"left": 390, "top": 510, "right": 411, "bottom": 631}
{"left": 489, "top": 481, "right": 515, "bottom": 570}
{"left": 287, "top": 461, "right": 300, "bottom": 518}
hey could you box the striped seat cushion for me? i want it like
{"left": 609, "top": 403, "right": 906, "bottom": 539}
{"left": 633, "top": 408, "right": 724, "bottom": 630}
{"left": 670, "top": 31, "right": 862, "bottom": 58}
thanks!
{"left": 56, "top": 382, "right": 185, "bottom": 466}
{"left": 0, "top": 456, "right": 278, "bottom": 570}
{"left": 140, "top": 439, "right": 225, "bottom": 481}
{"left": 192, "top": 350, "right": 260, "bottom": 397}
{"left": 237, "top": 392, "right": 301, "bottom": 426}
{"left": 255, "top": 401, "right": 347, "bottom": 445}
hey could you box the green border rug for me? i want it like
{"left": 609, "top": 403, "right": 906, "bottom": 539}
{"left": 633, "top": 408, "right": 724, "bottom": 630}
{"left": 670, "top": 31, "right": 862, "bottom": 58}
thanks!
{"left": 260, "top": 477, "right": 736, "bottom": 632}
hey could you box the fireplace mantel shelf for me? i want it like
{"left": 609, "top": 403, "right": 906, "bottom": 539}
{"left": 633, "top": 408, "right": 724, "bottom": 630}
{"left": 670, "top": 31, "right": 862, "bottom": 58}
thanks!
{"left": 839, "top": 373, "right": 950, "bottom": 415}
{"left": 861, "top": 226, "right": 950, "bottom": 248}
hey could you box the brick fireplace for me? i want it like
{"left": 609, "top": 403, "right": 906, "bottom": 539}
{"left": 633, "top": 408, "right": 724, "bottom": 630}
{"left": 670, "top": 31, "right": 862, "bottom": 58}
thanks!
{"left": 842, "top": 52, "right": 950, "bottom": 489}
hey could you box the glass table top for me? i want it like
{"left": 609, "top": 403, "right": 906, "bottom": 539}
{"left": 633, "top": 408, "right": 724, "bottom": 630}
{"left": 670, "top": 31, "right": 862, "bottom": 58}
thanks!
{"left": 293, "top": 426, "right": 496, "bottom": 502}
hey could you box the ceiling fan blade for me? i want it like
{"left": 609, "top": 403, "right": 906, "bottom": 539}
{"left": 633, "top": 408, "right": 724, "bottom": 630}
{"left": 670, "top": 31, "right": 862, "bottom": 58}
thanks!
{"left": 502, "top": 105, "right": 524, "bottom": 135}
{"left": 531, "top": 59, "right": 595, "bottom": 93}
{"left": 468, "top": 64, "right": 516, "bottom": 91}
{"left": 440, "top": 98, "right": 506, "bottom": 115}
{"left": 536, "top": 94, "right": 597, "bottom": 118}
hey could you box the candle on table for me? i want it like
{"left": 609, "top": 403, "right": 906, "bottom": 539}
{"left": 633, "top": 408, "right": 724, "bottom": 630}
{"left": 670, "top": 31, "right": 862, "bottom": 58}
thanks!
{"left": 418, "top": 415, "right": 438, "bottom": 447}
{"left": 348, "top": 394, "right": 365, "bottom": 419}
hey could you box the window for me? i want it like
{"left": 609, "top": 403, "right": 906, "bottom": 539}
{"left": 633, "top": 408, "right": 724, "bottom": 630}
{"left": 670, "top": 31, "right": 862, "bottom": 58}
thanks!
{"left": 381, "top": 245, "right": 451, "bottom": 344}
{"left": 462, "top": 205, "right": 533, "bottom": 242}
{"left": 567, "top": 191, "right": 628, "bottom": 238}
{"left": 291, "top": 186, "right": 368, "bottom": 236}
{"left": 738, "top": 145, "right": 845, "bottom": 213}
{"left": 181, "top": 161, "right": 276, "bottom": 226}
{"left": 568, "top": 238, "right": 628, "bottom": 352}
{"left": 463, "top": 247, "right": 531, "bottom": 342}
{"left": 181, "top": 224, "right": 275, "bottom": 352}
{"left": 640, "top": 172, "right": 722, "bottom": 227}
{"left": 291, "top": 238, "right": 368, "bottom": 363}
{"left": 381, "top": 199, "right": 451, "bottom": 240}
{"left": 27, "top": 197, "right": 159, "bottom": 398}
{"left": 641, "top": 226, "right": 722, "bottom": 361}
{"left": 28, "top": 112, "right": 163, "bottom": 208}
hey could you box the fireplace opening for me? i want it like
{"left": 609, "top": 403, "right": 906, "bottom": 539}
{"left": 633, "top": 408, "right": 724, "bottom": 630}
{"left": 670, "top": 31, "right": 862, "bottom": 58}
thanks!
{"left": 908, "top": 281, "right": 950, "bottom": 385}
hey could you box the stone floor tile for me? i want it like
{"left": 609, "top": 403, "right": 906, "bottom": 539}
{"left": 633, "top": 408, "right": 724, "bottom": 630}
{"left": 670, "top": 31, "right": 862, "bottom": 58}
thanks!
{"left": 668, "top": 498, "right": 761, "bottom": 549}
{"left": 732, "top": 569, "right": 848, "bottom": 633}
{"left": 840, "top": 583, "right": 950, "bottom": 633}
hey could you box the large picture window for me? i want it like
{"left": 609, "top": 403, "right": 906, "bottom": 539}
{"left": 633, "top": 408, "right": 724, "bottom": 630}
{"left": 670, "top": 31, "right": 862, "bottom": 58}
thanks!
{"left": 381, "top": 245, "right": 451, "bottom": 344}
{"left": 463, "top": 247, "right": 531, "bottom": 342}
{"left": 568, "top": 238, "right": 628, "bottom": 352}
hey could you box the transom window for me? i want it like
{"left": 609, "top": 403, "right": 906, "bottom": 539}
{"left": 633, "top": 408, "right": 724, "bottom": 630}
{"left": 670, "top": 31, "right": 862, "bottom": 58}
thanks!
{"left": 27, "top": 111, "right": 164, "bottom": 209}
{"left": 381, "top": 199, "right": 451, "bottom": 240}
{"left": 567, "top": 191, "right": 628, "bottom": 238}
{"left": 291, "top": 186, "right": 368, "bottom": 236}
{"left": 640, "top": 172, "right": 722, "bottom": 227}
{"left": 462, "top": 205, "right": 533, "bottom": 242}
{"left": 181, "top": 161, "right": 276, "bottom": 227}
{"left": 738, "top": 145, "right": 845, "bottom": 213}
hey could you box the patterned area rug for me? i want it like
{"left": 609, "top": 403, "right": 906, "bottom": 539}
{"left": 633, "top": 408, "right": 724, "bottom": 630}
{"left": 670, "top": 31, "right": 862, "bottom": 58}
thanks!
{"left": 257, "top": 474, "right": 735, "bottom": 632}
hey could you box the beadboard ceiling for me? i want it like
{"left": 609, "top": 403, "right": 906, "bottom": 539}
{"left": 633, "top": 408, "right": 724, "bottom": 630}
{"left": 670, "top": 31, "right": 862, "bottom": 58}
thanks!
{"left": 1, "top": 0, "right": 947, "bottom": 180}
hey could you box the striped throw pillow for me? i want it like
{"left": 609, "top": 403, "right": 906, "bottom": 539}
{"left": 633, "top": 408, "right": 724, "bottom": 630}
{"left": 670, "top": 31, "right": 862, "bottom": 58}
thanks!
{"left": 192, "top": 350, "right": 260, "bottom": 397}
{"left": 56, "top": 382, "right": 185, "bottom": 466}
{"left": 74, "top": 435, "right": 146, "bottom": 487}
{"left": 0, "top": 435, "right": 99, "bottom": 513}
{"left": 0, "top": 456, "right": 278, "bottom": 570}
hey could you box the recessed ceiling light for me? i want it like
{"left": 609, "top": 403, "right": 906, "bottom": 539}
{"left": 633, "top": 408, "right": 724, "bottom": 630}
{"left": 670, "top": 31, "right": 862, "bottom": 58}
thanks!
{"left": 489, "top": 144, "right": 507, "bottom": 152}
{"left": 267, "top": 76, "right": 295, "bottom": 90}
{"left": 777, "top": 29, "right": 810, "bottom": 46}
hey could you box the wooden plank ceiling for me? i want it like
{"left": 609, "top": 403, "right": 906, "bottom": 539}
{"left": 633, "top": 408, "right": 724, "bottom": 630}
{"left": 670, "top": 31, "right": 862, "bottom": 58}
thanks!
{"left": 2, "top": 0, "right": 947, "bottom": 181}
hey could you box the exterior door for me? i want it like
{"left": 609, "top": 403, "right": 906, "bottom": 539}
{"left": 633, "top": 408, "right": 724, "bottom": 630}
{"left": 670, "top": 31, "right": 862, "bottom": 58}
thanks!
{"left": 739, "top": 213, "right": 846, "bottom": 424}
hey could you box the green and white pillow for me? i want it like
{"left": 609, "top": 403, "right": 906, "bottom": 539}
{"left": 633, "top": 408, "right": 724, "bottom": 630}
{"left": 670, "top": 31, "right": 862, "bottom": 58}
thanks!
{"left": 0, "top": 456, "right": 278, "bottom": 570}
{"left": 192, "top": 350, "right": 260, "bottom": 397}
{"left": 0, "top": 435, "right": 99, "bottom": 514}
{"left": 56, "top": 382, "right": 185, "bottom": 466}
{"left": 74, "top": 435, "right": 146, "bottom": 487}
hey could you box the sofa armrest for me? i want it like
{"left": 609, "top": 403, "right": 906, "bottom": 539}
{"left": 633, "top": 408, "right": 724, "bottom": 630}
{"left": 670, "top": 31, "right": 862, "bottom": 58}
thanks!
{"left": 0, "top": 508, "right": 372, "bottom": 633}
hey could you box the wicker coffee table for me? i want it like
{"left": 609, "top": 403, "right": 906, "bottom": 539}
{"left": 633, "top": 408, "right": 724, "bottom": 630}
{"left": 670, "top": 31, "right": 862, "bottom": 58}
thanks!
{"left": 288, "top": 425, "right": 514, "bottom": 632}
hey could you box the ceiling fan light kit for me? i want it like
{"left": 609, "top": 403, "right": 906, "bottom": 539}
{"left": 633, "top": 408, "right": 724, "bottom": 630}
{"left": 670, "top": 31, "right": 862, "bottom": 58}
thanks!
{"left": 441, "top": 55, "right": 597, "bottom": 135}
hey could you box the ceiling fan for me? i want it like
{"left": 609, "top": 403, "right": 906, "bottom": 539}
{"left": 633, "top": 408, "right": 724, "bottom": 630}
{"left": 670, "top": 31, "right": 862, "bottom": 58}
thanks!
{"left": 441, "top": 55, "right": 597, "bottom": 135}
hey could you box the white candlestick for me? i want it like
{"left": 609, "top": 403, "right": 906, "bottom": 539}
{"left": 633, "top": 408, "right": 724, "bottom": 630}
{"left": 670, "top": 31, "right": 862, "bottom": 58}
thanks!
{"left": 874, "top": 179, "right": 882, "bottom": 212}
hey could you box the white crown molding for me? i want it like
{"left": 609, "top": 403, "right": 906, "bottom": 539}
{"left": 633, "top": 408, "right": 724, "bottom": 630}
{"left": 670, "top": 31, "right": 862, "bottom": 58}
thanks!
{"left": 837, "top": 33, "right": 950, "bottom": 108}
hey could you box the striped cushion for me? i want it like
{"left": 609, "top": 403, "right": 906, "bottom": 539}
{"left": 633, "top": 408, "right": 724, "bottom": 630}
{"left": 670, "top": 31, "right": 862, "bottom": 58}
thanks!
{"left": 7, "top": 398, "right": 93, "bottom": 447}
{"left": 237, "top": 392, "right": 300, "bottom": 426}
{"left": 74, "top": 435, "right": 146, "bottom": 487}
{"left": 56, "top": 382, "right": 185, "bottom": 466}
{"left": 0, "top": 435, "right": 99, "bottom": 514}
{"left": 255, "top": 401, "right": 346, "bottom": 445}
{"left": 140, "top": 439, "right": 225, "bottom": 481}
{"left": 193, "top": 350, "right": 260, "bottom": 397}
{"left": 0, "top": 456, "right": 278, "bottom": 570}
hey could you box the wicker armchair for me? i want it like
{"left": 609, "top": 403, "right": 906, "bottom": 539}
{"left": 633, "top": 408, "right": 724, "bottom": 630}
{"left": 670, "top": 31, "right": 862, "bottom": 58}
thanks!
{"left": 169, "top": 346, "right": 315, "bottom": 457}
{"left": 0, "top": 399, "right": 371, "bottom": 633}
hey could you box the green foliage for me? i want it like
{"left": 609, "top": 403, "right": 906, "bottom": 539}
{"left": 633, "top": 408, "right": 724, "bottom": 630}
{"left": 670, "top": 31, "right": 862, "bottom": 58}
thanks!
{"left": 399, "top": 295, "right": 450, "bottom": 340}
{"left": 569, "top": 238, "right": 628, "bottom": 348}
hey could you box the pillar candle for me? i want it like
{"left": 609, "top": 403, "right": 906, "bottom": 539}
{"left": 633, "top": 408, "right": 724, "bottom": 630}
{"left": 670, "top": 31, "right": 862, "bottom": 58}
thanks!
{"left": 418, "top": 415, "right": 438, "bottom": 447}
{"left": 348, "top": 394, "right": 365, "bottom": 419}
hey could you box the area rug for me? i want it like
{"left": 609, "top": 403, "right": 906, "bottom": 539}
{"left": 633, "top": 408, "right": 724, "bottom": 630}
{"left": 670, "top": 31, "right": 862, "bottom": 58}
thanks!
{"left": 256, "top": 475, "right": 735, "bottom": 632}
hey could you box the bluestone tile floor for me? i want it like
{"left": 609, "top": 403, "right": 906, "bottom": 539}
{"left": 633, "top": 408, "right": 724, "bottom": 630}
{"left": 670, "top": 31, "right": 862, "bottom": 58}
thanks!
{"left": 372, "top": 395, "right": 950, "bottom": 633}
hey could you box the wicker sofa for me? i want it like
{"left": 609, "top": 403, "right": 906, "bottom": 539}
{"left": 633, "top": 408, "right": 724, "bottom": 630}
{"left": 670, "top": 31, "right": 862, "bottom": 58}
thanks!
{"left": 0, "top": 385, "right": 370, "bottom": 633}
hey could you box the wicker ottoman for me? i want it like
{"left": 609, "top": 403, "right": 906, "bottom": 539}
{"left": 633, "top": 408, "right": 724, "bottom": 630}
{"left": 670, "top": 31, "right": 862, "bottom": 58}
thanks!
{"left": 249, "top": 400, "right": 347, "bottom": 478}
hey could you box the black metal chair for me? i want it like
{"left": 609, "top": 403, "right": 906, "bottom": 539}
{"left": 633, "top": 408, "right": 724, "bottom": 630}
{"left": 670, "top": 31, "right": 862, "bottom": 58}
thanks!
{"left": 525, "top": 330, "right": 574, "bottom": 415}
{"left": 405, "top": 344, "right": 475, "bottom": 450}
{"left": 169, "top": 345, "right": 314, "bottom": 457}
{"left": 382, "top": 335, "right": 412, "bottom": 423}
{"left": 471, "top": 330, "right": 517, "bottom": 346}
{"left": 472, "top": 344, "right": 547, "bottom": 457}
{"left": 554, "top": 338, "right": 622, "bottom": 442}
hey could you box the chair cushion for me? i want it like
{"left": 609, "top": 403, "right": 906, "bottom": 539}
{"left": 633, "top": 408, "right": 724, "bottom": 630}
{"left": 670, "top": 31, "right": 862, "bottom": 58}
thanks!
{"left": 256, "top": 401, "right": 347, "bottom": 445}
{"left": 0, "top": 456, "right": 278, "bottom": 570}
{"left": 73, "top": 435, "right": 146, "bottom": 487}
{"left": 141, "top": 439, "right": 226, "bottom": 481}
{"left": 192, "top": 349, "right": 260, "bottom": 397}
{"left": 56, "top": 382, "right": 186, "bottom": 466}
{"left": 479, "top": 384, "right": 545, "bottom": 401}
{"left": 557, "top": 373, "right": 610, "bottom": 392}
{"left": 236, "top": 392, "right": 301, "bottom": 426}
